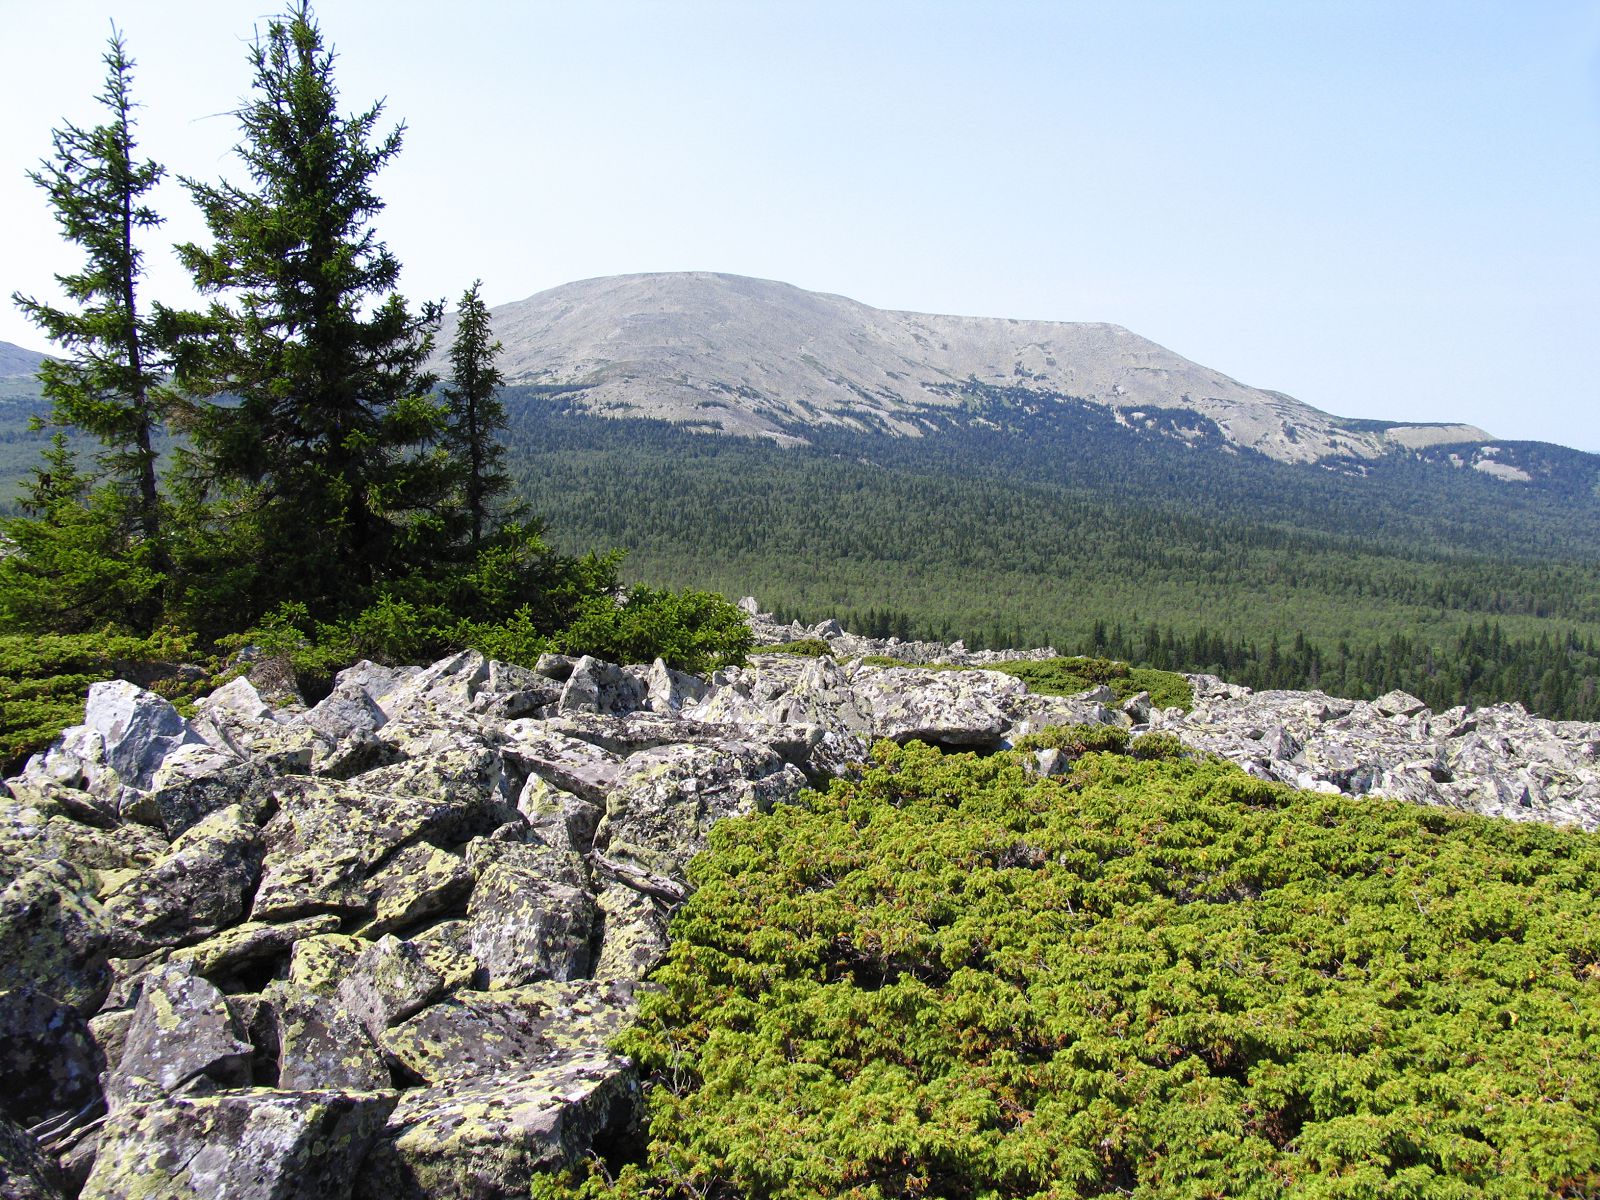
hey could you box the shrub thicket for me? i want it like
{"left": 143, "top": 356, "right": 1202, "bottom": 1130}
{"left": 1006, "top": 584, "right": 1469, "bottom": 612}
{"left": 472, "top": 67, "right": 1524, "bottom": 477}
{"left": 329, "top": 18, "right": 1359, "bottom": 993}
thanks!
{"left": 544, "top": 740, "right": 1600, "bottom": 1199}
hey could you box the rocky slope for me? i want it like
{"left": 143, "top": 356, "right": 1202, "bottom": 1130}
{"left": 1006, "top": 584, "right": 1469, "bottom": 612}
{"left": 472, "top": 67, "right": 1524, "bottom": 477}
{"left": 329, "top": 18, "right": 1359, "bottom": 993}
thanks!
{"left": 440, "top": 272, "right": 1489, "bottom": 463}
{"left": 2, "top": 602, "right": 1596, "bottom": 1197}
{"left": 0, "top": 340, "right": 47, "bottom": 380}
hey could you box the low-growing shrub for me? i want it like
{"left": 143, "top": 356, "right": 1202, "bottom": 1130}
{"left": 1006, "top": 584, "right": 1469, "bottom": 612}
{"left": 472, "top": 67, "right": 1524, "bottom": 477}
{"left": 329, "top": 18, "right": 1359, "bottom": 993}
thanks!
{"left": 542, "top": 740, "right": 1600, "bottom": 1199}
{"left": 752, "top": 638, "right": 833, "bottom": 657}
{"left": 1012, "top": 722, "right": 1129, "bottom": 756}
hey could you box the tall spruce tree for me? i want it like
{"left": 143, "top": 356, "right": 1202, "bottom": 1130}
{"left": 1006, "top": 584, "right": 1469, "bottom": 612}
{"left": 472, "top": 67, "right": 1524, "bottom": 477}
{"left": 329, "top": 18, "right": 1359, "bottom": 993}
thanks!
{"left": 442, "top": 281, "right": 509, "bottom": 551}
{"left": 11, "top": 31, "right": 170, "bottom": 604}
{"left": 172, "top": 2, "right": 443, "bottom": 619}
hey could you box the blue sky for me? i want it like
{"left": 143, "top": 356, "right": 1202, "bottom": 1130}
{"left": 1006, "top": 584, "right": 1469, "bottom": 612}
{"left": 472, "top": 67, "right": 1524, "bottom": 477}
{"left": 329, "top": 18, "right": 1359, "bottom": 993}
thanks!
{"left": 4, "top": 1, "right": 1598, "bottom": 450}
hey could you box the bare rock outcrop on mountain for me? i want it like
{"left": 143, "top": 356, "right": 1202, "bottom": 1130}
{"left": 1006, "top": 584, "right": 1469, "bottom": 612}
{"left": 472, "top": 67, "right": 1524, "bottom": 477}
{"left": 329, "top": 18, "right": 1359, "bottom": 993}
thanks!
{"left": 439, "top": 272, "right": 1488, "bottom": 463}
{"left": 3, "top": 600, "right": 1596, "bottom": 1195}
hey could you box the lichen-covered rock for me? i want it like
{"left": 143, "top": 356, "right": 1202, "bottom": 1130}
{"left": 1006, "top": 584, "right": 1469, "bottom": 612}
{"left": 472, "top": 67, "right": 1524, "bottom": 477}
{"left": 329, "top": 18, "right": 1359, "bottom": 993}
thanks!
{"left": 354, "top": 843, "right": 474, "bottom": 939}
{"left": 643, "top": 657, "right": 708, "bottom": 714}
{"left": 592, "top": 881, "right": 670, "bottom": 982}
{"left": 355, "top": 1054, "right": 637, "bottom": 1200}
{"left": 597, "top": 740, "right": 806, "bottom": 879}
{"left": 168, "top": 914, "right": 342, "bottom": 983}
{"left": 852, "top": 664, "right": 1023, "bottom": 745}
{"left": 557, "top": 655, "right": 646, "bottom": 716}
{"left": 105, "top": 961, "right": 252, "bottom": 1109}
{"left": 81, "top": 1088, "right": 396, "bottom": 1200}
{"left": 0, "top": 787, "right": 165, "bottom": 880}
{"left": 252, "top": 776, "right": 492, "bottom": 923}
{"left": 0, "top": 1115, "right": 67, "bottom": 1200}
{"left": 515, "top": 776, "right": 602, "bottom": 856}
{"left": 268, "top": 985, "right": 390, "bottom": 1093}
{"left": 0, "top": 858, "right": 113, "bottom": 1014}
{"left": 149, "top": 755, "right": 285, "bottom": 839}
{"left": 465, "top": 845, "right": 598, "bottom": 988}
{"left": 102, "top": 804, "right": 263, "bottom": 954}
{"left": 0, "top": 987, "right": 104, "bottom": 1128}
{"left": 380, "top": 980, "right": 634, "bottom": 1086}
{"left": 337, "top": 936, "right": 447, "bottom": 1039}
{"left": 498, "top": 724, "right": 623, "bottom": 805}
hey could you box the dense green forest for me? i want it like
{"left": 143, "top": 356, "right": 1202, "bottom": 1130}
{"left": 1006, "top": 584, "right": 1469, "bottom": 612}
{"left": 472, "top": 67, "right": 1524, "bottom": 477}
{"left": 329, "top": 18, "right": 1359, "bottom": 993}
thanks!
{"left": 494, "top": 388, "right": 1600, "bottom": 720}
{"left": 542, "top": 739, "right": 1600, "bottom": 1199}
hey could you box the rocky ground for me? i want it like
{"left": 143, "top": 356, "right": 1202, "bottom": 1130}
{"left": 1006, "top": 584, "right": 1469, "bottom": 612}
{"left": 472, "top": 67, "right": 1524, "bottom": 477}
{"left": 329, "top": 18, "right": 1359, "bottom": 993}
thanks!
{"left": 3, "top": 601, "right": 1596, "bottom": 1198}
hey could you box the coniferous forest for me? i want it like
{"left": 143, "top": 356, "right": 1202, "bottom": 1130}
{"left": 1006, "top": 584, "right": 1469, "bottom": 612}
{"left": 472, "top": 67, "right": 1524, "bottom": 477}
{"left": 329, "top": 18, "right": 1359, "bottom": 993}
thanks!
{"left": 494, "top": 388, "right": 1600, "bottom": 721}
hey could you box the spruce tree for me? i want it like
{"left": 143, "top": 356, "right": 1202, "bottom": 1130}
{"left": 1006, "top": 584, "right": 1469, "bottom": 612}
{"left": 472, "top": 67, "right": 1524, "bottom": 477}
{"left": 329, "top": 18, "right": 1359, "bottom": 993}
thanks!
{"left": 0, "top": 433, "right": 162, "bottom": 632}
{"left": 442, "top": 280, "right": 509, "bottom": 551}
{"left": 172, "top": 2, "right": 443, "bottom": 619}
{"left": 11, "top": 30, "right": 170, "bottom": 596}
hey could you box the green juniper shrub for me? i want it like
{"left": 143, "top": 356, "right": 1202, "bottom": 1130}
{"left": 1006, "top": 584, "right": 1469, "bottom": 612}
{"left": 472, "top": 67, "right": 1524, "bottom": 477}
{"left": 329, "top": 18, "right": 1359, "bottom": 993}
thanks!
{"left": 539, "top": 739, "right": 1600, "bottom": 1200}
{"left": 752, "top": 638, "right": 834, "bottom": 657}
{"left": 1129, "top": 730, "right": 1189, "bottom": 761}
{"left": 1012, "top": 722, "right": 1130, "bottom": 756}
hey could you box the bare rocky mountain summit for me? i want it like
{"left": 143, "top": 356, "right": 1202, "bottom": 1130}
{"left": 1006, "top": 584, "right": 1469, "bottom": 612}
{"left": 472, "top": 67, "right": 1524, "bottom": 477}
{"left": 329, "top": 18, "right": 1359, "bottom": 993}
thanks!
{"left": 439, "top": 271, "right": 1489, "bottom": 464}
{"left": 0, "top": 339, "right": 49, "bottom": 380}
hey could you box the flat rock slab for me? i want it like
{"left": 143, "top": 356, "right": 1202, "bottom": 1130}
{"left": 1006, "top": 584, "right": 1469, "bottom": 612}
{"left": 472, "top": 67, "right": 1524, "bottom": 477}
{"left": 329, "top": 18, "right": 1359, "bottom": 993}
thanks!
{"left": 381, "top": 980, "right": 634, "bottom": 1086}
{"left": 355, "top": 1053, "right": 638, "bottom": 1200}
{"left": 81, "top": 1088, "right": 397, "bottom": 1200}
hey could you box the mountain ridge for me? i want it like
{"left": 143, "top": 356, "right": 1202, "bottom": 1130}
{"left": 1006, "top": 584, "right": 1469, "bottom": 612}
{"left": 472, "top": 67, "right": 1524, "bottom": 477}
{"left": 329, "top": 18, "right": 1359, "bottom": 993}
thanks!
{"left": 446, "top": 271, "right": 1492, "bottom": 465}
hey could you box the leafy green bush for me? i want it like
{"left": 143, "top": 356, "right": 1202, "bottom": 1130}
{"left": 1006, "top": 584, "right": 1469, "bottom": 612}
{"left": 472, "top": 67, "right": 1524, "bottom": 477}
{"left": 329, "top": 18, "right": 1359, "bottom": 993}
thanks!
{"left": 547, "top": 741, "right": 1600, "bottom": 1199}
{"left": 1012, "top": 722, "right": 1129, "bottom": 756}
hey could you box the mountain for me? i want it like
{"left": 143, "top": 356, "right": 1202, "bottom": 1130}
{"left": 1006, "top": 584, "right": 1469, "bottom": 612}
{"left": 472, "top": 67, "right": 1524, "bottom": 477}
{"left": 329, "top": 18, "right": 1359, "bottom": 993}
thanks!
{"left": 449, "top": 271, "right": 1491, "bottom": 466}
{"left": 0, "top": 339, "right": 47, "bottom": 379}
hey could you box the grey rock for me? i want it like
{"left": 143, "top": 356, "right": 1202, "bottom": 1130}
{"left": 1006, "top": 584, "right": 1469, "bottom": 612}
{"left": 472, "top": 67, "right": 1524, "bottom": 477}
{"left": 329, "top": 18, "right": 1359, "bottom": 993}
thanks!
{"left": 0, "top": 987, "right": 103, "bottom": 1128}
{"left": 0, "top": 1115, "right": 67, "bottom": 1200}
{"left": 499, "top": 723, "right": 623, "bottom": 805}
{"left": 105, "top": 961, "right": 252, "bottom": 1109}
{"left": 102, "top": 804, "right": 263, "bottom": 954}
{"left": 82, "top": 1088, "right": 396, "bottom": 1200}
{"left": 597, "top": 740, "right": 806, "bottom": 879}
{"left": 466, "top": 844, "right": 599, "bottom": 988}
{"left": 168, "top": 914, "right": 342, "bottom": 983}
{"left": 0, "top": 858, "right": 113, "bottom": 1014}
{"left": 355, "top": 1053, "right": 637, "bottom": 1200}
{"left": 380, "top": 979, "right": 633, "bottom": 1086}
{"left": 557, "top": 655, "right": 647, "bottom": 716}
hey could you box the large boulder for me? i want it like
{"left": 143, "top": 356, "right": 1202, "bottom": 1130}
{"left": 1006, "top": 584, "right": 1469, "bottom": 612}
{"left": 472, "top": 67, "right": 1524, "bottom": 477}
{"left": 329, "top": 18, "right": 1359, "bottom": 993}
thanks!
{"left": 355, "top": 1054, "right": 637, "bottom": 1200}
{"left": 0, "top": 858, "right": 114, "bottom": 1014}
{"left": 101, "top": 804, "right": 263, "bottom": 954}
{"left": 103, "top": 961, "right": 252, "bottom": 1109}
{"left": 465, "top": 844, "right": 599, "bottom": 988}
{"left": 596, "top": 740, "right": 806, "bottom": 879}
{"left": 81, "top": 1089, "right": 396, "bottom": 1200}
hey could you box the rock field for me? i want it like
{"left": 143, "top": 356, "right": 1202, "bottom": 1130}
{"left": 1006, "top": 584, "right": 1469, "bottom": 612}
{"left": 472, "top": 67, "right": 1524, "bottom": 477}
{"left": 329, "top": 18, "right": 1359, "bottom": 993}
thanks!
{"left": 2, "top": 600, "right": 1596, "bottom": 1198}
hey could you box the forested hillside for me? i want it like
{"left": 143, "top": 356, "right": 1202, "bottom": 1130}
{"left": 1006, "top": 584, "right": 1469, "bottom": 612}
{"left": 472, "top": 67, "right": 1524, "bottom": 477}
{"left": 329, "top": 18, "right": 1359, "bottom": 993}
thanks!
{"left": 503, "top": 388, "right": 1600, "bottom": 720}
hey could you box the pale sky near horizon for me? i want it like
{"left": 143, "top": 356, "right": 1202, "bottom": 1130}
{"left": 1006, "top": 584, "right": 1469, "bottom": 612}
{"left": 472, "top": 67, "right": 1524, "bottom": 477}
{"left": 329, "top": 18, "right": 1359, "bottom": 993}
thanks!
{"left": 2, "top": 1, "right": 1598, "bottom": 452}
